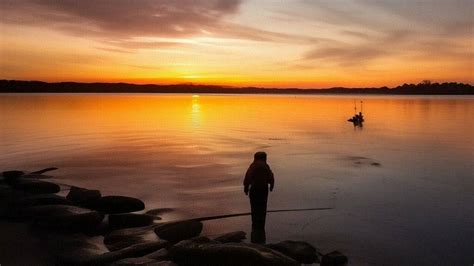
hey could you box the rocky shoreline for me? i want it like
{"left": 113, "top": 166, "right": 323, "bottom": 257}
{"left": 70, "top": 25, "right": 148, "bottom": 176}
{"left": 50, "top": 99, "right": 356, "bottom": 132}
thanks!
{"left": 0, "top": 168, "right": 348, "bottom": 266}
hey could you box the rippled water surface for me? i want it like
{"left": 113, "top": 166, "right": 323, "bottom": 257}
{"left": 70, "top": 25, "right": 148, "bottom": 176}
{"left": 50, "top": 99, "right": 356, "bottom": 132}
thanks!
{"left": 1, "top": 94, "right": 473, "bottom": 265}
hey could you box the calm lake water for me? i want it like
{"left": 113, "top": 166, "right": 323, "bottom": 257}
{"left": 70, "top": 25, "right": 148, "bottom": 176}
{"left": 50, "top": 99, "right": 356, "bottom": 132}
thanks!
{"left": 0, "top": 94, "right": 473, "bottom": 265}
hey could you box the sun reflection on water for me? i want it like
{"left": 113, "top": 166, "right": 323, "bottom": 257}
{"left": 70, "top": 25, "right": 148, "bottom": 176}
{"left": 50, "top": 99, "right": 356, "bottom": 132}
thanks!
{"left": 191, "top": 95, "right": 201, "bottom": 129}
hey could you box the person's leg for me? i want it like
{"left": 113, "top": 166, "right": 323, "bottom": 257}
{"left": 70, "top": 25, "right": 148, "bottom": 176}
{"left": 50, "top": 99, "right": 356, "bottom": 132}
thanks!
{"left": 249, "top": 192, "right": 258, "bottom": 229}
{"left": 253, "top": 189, "right": 268, "bottom": 230}
{"left": 261, "top": 193, "right": 268, "bottom": 228}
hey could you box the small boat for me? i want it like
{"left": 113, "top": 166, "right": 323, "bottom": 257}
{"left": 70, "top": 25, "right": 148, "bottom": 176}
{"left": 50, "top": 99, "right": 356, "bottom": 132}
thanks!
{"left": 348, "top": 101, "right": 364, "bottom": 125}
{"left": 348, "top": 116, "right": 364, "bottom": 123}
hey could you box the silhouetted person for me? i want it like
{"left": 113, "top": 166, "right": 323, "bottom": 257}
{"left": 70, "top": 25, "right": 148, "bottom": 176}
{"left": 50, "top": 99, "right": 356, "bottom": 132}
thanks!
{"left": 244, "top": 151, "right": 274, "bottom": 234}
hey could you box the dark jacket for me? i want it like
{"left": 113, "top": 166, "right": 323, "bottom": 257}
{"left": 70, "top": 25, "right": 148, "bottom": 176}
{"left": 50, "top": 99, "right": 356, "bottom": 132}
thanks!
{"left": 244, "top": 161, "right": 274, "bottom": 194}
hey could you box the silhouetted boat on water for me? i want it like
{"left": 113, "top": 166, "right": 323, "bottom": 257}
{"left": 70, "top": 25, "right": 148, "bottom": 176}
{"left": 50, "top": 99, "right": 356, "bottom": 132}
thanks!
{"left": 348, "top": 101, "right": 364, "bottom": 125}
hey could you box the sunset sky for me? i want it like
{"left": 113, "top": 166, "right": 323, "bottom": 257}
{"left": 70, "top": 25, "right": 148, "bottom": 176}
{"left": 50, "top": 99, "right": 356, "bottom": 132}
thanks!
{"left": 1, "top": 0, "right": 473, "bottom": 88}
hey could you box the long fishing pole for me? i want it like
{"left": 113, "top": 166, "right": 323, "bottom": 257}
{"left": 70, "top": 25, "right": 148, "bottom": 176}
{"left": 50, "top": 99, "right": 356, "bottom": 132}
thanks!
{"left": 176, "top": 207, "right": 334, "bottom": 223}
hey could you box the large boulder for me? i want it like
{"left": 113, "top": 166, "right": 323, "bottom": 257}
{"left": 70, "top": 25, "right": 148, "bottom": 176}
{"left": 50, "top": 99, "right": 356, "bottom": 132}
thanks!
{"left": 12, "top": 179, "right": 60, "bottom": 194}
{"left": 67, "top": 186, "right": 102, "bottom": 208}
{"left": 109, "top": 214, "right": 155, "bottom": 230}
{"left": 170, "top": 237, "right": 299, "bottom": 266}
{"left": 154, "top": 220, "right": 203, "bottom": 243}
{"left": 2, "top": 170, "right": 25, "bottom": 184}
{"left": 213, "top": 231, "right": 246, "bottom": 243}
{"left": 266, "top": 240, "right": 319, "bottom": 264}
{"left": 321, "top": 251, "right": 348, "bottom": 266}
{"left": 94, "top": 196, "right": 145, "bottom": 214}
{"left": 21, "top": 204, "right": 104, "bottom": 232}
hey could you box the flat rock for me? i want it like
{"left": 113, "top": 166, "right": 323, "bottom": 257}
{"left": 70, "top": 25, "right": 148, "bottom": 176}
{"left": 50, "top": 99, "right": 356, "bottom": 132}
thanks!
{"left": 321, "top": 251, "right": 348, "bottom": 266}
{"left": 170, "top": 238, "right": 298, "bottom": 266}
{"left": 109, "top": 213, "right": 155, "bottom": 230}
{"left": 29, "top": 167, "right": 58, "bottom": 174}
{"left": 213, "top": 231, "right": 246, "bottom": 243}
{"left": 94, "top": 196, "right": 145, "bottom": 214}
{"left": 22, "top": 204, "right": 104, "bottom": 232}
{"left": 67, "top": 186, "right": 102, "bottom": 208}
{"left": 266, "top": 240, "right": 319, "bottom": 264}
{"left": 13, "top": 179, "right": 60, "bottom": 194}
{"left": 154, "top": 220, "right": 203, "bottom": 243}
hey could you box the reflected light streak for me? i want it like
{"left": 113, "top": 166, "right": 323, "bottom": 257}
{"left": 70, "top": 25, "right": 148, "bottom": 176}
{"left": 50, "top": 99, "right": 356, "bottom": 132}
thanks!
{"left": 191, "top": 95, "right": 201, "bottom": 129}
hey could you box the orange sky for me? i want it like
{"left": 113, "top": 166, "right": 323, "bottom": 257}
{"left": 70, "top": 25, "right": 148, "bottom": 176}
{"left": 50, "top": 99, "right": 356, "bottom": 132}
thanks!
{"left": 1, "top": 0, "right": 473, "bottom": 88}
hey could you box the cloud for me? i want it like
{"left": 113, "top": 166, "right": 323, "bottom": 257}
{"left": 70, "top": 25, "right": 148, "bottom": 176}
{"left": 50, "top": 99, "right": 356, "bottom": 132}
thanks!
{"left": 0, "top": 0, "right": 321, "bottom": 49}
{"left": 1, "top": 0, "right": 240, "bottom": 36}
{"left": 273, "top": 0, "right": 473, "bottom": 69}
{"left": 0, "top": 0, "right": 245, "bottom": 47}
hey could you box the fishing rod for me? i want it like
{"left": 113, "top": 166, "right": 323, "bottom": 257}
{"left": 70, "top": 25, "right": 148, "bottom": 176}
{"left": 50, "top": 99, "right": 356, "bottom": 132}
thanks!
{"left": 190, "top": 207, "right": 334, "bottom": 222}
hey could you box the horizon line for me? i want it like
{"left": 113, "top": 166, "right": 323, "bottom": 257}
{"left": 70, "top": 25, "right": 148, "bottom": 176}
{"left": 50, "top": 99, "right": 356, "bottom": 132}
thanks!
{"left": 2, "top": 79, "right": 473, "bottom": 91}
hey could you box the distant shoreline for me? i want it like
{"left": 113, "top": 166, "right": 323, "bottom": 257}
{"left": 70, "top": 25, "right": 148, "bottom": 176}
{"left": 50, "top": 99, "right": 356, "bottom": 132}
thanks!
{"left": 1, "top": 80, "right": 473, "bottom": 95}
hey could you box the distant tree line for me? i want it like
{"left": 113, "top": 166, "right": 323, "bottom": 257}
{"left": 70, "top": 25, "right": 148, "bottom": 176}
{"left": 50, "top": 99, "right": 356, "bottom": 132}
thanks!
{"left": 0, "top": 80, "right": 472, "bottom": 95}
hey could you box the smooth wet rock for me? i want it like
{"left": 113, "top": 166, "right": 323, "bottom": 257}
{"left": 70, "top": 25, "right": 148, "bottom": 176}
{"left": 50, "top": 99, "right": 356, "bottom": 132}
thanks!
{"left": 94, "top": 196, "right": 145, "bottom": 214}
{"left": 110, "top": 257, "right": 175, "bottom": 266}
{"left": 105, "top": 225, "right": 158, "bottom": 244}
{"left": 67, "top": 186, "right": 102, "bottom": 208}
{"left": 109, "top": 213, "right": 155, "bottom": 230}
{"left": 98, "top": 240, "right": 170, "bottom": 265}
{"left": 18, "top": 194, "right": 72, "bottom": 206}
{"left": 2, "top": 170, "right": 25, "bottom": 184}
{"left": 321, "top": 251, "right": 348, "bottom": 266}
{"left": 154, "top": 220, "right": 203, "bottom": 243}
{"left": 29, "top": 167, "right": 58, "bottom": 175}
{"left": 170, "top": 238, "right": 298, "bottom": 266}
{"left": 213, "top": 231, "right": 246, "bottom": 243}
{"left": 57, "top": 240, "right": 168, "bottom": 266}
{"left": 105, "top": 225, "right": 159, "bottom": 251}
{"left": 22, "top": 204, "right": 104, "bottom": 232}
{"left": 144, "top": 248, "right": 169, "bottom": 260}
{"left": 150, "top": 261, "right": 177, "bottom": 266}
{"left": 13, "top": 179, "right": 60, "bottom": 194}
{"left": 266, "top": 240, "right": 319, "bottom": 264}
